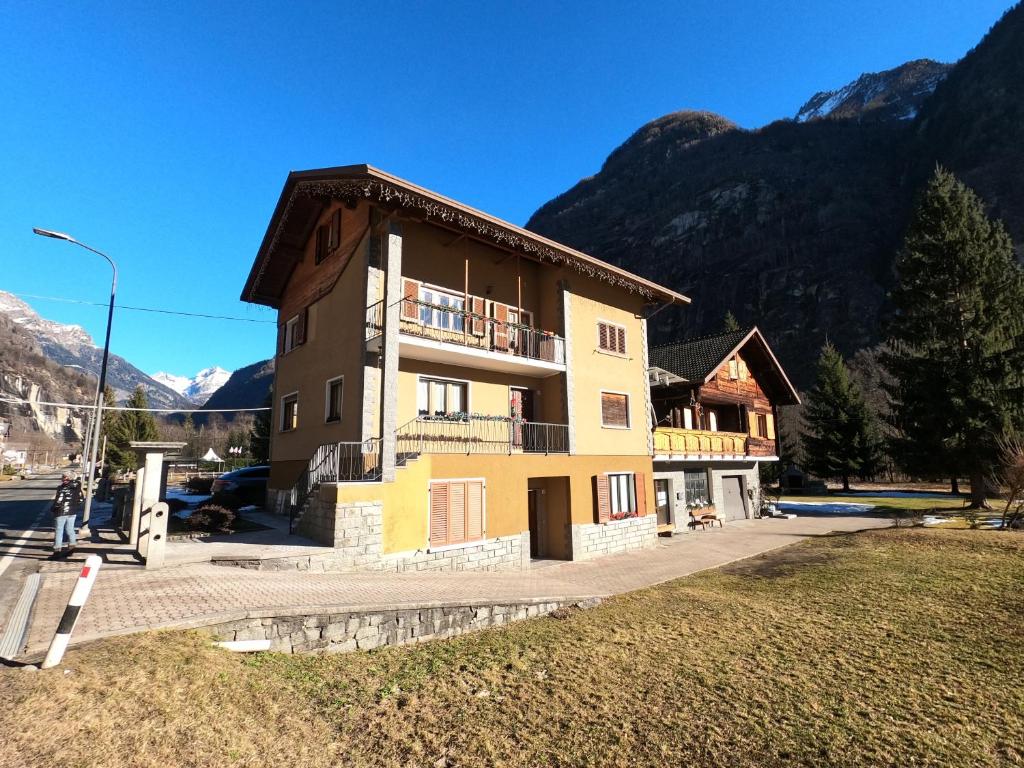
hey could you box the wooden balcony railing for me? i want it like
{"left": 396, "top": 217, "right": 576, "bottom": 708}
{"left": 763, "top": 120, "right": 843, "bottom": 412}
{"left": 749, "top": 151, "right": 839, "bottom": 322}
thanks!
{"left": 652, "top": 427, "right": 749, "bottom": 456}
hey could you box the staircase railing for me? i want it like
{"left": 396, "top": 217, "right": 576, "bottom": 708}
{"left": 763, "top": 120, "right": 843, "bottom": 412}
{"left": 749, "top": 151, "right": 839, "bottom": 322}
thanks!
{"left": 288, "top": 438, "right": 382, "bottom": 533}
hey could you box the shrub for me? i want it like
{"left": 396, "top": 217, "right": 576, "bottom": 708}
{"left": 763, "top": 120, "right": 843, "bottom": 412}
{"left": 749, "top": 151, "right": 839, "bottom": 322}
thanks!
{"left": 186, "top": 476, "right": 215, "bottom": 494}
{"left": 187, "top": 504, "right": 236, "bottom": 534}
{"left": 210, "top": 491, "right": 244, "bottom": 510}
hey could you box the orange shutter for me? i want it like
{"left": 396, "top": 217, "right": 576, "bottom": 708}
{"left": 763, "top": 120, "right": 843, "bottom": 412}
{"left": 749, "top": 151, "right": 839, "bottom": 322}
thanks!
{"left": 429, "top": 482, "right": 449, "bottom": 547}
{"left": 634, "top": 472, "right": 647, "bottom": 516}
{"left": 448, "top": 481, "right": 467, "bottom": 545}
{"left": 593, "top": 474, "right": 611, "bottom": 523}
{"left": 402, "top": 279, "right": 420, "bottom": 320}
{"left": 471, "top": 297, "right": 485, "bottom": 336}
{"left": 748, "top": 411, "right": 759, "bottom": 437}
{"left": 466, "top": 481, "right": 484, "bottom": 540}
{"left": 493, "top": 303, "right": 509, "bottom": 350}
{"left": 616, "top": 326, "right": 626, "bottom": 354}
{"left": 601, "top": 392, "right": 629, "bottom": 427}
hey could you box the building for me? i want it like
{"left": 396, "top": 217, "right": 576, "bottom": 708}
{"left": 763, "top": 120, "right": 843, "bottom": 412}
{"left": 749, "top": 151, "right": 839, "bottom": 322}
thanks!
{"left": 241, "top": 165, "right": 689, "bottom": 572}
{"left": 647, "top": 327, "right": 800, "bottom": 530}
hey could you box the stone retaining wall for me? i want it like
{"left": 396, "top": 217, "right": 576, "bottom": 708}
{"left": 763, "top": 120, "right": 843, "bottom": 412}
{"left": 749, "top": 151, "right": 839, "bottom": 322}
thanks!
{"left": 570, "top": 514, "right": 657, "bottom": 560}
{"left": 205, "top": 598, "right": 600, "bottom": 654}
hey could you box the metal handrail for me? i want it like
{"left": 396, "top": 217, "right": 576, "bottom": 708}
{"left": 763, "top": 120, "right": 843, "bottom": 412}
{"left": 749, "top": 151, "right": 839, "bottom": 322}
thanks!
{"left": 397, "top": 415, "right": 569, "bottom": 455}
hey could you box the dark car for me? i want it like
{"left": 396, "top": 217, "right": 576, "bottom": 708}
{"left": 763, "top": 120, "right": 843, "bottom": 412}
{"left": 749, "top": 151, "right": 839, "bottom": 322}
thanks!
{"left": 211, "top": 465, "right": 270, "bottom": 505}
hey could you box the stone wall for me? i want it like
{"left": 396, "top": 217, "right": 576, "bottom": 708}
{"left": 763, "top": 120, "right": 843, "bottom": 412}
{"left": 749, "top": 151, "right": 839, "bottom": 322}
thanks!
{"left": 570, "top": 514, "right": 657, "bottom": 561}
{"left": 205, "top": 597, "right": 600, "bottom": 654}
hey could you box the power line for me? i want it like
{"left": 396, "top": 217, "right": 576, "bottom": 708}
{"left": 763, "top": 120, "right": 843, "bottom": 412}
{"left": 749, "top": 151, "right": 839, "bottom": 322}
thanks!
{"left": 8, "top": 292, "right": 276, "bottom": 324}
{"left": 0, "top": 395, "right": 269, "bottom": 414}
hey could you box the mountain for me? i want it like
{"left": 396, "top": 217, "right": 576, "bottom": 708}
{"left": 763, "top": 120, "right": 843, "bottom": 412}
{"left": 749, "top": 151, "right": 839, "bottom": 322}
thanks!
{"left": 152, "top": 366, "right": 232, "bottom": 404}
{"left": 796, "top": 59, "right": 952, "bottom": 122}
{"left": 527, "top": 4, "right": 1024, "bottom": 389}
{"left": 195, "top": 358, "right": 274, "bottom": 424}
{"left": 0, "top": 290, "right": 191, "bottom": 409}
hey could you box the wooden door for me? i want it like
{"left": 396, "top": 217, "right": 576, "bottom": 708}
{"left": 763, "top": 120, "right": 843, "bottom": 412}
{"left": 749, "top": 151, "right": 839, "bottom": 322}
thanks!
{"left": 655, "top": 479, "right": 672, "bottom": 526}
{"left": 510, "top": 388, "right": 534, "bottom": 449}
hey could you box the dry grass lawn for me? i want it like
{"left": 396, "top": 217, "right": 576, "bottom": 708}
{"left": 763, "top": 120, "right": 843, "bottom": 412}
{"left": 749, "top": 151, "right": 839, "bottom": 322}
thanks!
{"left": 2, "top": 528, "right": 1022, "bottom": 768}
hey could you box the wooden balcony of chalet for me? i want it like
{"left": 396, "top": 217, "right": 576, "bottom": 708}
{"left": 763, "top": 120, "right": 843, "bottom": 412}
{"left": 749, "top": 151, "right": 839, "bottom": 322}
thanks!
{"left": 652, "top": 427, "right": 778, "bottom": 460}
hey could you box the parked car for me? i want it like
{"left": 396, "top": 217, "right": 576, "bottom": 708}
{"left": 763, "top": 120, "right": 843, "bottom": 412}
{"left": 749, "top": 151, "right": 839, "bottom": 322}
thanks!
{"left": 210, "top": 465, "right": 270, "bottom": 506}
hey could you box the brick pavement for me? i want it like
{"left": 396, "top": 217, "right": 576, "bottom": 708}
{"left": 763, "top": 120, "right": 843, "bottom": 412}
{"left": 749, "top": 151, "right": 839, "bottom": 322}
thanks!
{"left": 23, "top": 514, "right": 890, "bottom": 656}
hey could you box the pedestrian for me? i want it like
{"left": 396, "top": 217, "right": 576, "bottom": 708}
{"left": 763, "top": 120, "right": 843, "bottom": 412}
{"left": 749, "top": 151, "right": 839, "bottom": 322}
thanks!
{"left": 51, "top": 471, "right": 84, "bottom": 558}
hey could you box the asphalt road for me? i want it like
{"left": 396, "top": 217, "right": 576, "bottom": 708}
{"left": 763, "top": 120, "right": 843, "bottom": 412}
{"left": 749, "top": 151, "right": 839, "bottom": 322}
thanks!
{"left": 0, "top": 475, "right": 61, "bottom": 636}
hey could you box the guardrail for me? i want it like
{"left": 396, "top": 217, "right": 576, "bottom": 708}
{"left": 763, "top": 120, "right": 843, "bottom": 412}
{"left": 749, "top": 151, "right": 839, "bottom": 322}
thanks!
{"left": 397, "top": 416, "right": 570, "bottom": 455}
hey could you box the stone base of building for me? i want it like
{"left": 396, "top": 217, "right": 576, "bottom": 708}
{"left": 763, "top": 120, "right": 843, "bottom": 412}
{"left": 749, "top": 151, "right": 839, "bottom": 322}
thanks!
{"left": 570, "top": 514, "right": 658, "bottom": 561}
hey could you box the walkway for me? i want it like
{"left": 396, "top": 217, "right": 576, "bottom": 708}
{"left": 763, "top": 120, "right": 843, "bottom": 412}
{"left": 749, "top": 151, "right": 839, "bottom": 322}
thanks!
{"left": 21, "top": 513, "right": 890, "bottom": 657}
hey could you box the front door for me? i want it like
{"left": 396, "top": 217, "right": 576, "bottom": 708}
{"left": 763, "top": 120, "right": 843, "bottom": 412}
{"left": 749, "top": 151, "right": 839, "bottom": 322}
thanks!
{"left": 721, "top": 476, "right": 747, "bottom": 521}
{"left": 527, "top": 488, "right": 542, "bottom": 558}
{"left": 510, "top": 387, "right": 535, "bottom": 449}
{"left": 654, "top": 479, "right": 672, "bottom": 526}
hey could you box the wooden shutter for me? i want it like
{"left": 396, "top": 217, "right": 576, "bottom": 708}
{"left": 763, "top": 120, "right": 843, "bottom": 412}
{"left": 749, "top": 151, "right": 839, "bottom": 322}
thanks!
{"left": 277, "top": 324, "right": 285, "bottom": 356}
{"left": 402, "top": 279, "right": 420, "bottom": 320}
{"left": 466, "top": 481, "right": 484, "bottom": 541}
{"left": 598, "top": 322, "right": 609, "bottom": 351}
{"left": 295, "top": 308, "right": 307, "bottom": 345}
{"left": 449, "top": 481, "right": 467, "bottom": 544}
{"left": 615, "top": 326, "right": 626, "bottom": 355}
{"left": 601, "top": 392, "right": 628, "bottom": 427}
{"left": 493, "top": 303, "right": 509, "bottom": 350}
{"left": 738, "top": 358, "right": 749, "bottom": 380}
{"left": 429, "top": 482, "right": 449, "bottom": 548}
{"left": 634, "top": 472, "right": 647, "bottom": 516}
{"left": 593, "top": 474, "right": 611, "bottom": 523}
{"left": 766, "top": 413, "right": 776, "bottom": 440}
{"left": 314, "top": 225, "right": 327, "bottom": 264}
{"left": 329, "top": 209, "right": 341, "bottom": 251}
{"left": 729, "top": 359, "right": 739, "bottom": 379}
{"left": 471, "top": 296, "right": 485, "bottom": 336}
{"left": 748, "top": 411, "right": 759, "bottom": 437}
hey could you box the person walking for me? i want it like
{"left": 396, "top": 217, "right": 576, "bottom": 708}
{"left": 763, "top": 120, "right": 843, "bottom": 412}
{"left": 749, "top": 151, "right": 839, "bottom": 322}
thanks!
{"left": 51, "top": 471, "right": 84, "bottom": 558}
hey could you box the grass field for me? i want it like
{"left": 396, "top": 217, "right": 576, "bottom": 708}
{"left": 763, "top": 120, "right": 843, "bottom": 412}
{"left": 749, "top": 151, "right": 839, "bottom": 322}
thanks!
{"left": 780, "top": 493, "right": 1010, "bottom": 529}
{"left": 2, "top": 528, "right": 1021, "bottom": 767}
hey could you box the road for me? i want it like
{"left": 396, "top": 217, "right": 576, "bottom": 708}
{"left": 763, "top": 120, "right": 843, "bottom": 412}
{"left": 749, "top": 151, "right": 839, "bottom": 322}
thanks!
{"left": 0, "top": 475, "right": 60, "bottom": 637}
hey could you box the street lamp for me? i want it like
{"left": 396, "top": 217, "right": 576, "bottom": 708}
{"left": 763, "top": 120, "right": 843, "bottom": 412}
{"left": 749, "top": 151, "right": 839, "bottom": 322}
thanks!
{"left": 33, "top": 227, "right": 118, "bottom": 535}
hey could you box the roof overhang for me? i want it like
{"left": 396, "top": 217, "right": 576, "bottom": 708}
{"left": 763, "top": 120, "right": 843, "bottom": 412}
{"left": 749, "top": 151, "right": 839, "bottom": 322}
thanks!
{"left": 704, "top": 327, "right": 801, "bottom": 405}
{"left": 240, "top": 164, "right": 691, "bottom": 309}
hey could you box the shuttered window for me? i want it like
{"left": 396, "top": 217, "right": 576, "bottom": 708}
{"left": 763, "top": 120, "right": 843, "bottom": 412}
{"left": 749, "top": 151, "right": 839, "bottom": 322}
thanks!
{"left": 325, "top": 377, "right": 343, "bottom": 423}
{"left": 328, "top": 209, "right": 341, "bottom": 252}
{"left": 402, "top": 279, "right": 420, "bottom": 320}
{"left": 597, "top": 321, "right": 626, "bottom": 355}
{"left": 429, "top": 479, "right": 485, "bottom": 548}
{"left": 595, "top": 472, "right": 647, "bottom": 522}
{"left": 314, "top": 224, "right": 328, "bottom": 265}
{"left": 601, "top": 392, "right": 629, "bottom": 428}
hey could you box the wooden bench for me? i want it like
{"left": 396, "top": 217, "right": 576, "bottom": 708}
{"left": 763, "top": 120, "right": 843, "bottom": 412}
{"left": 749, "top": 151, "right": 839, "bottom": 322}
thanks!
{"left": 689, "top": 509, "right": 723, "bottom": 530}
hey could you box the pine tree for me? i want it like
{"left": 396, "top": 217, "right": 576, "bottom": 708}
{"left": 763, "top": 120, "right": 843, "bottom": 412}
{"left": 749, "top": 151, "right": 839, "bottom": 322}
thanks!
{"left": 107, "top": 386, "right": 160, "bottom": 472}
{"left": 249, "top": 390, "right": 272, "bottom": 463}
{"left": 802, "top": 343, "right": 882, "bottom": 491}
{"left": 884, "top": 167, "right": 1024, "bottom": 508}
{"left": 722, "top": 310, "right": 740, "bottom": 332}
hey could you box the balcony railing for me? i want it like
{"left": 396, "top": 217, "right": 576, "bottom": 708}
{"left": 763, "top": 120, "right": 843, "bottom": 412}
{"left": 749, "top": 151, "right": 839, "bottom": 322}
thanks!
{"left": 365, "top": 297, "right": 566, "bottom": 366}
{"left": 307, "top": 439, "right": 383, "bottom": 486}
{"left": 652, "top": 427, "right": 749, "bottom": 456}
{"left": 397, "top": 416, "right": 570, "bottom": 455}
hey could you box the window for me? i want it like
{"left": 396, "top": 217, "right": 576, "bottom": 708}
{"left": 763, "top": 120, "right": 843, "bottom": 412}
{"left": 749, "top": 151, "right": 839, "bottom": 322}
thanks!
{"left": 314, "top": 224, "right": 328, "bottom": 264}
{"left": 683, "top": 407, "right": 693, "bottom": 430}
{"left": 728, "top": 356, "right": 749, "bottom": 380}
{"left": 328, "top": 209, "right": 341, "bottom": 252}
{"left": 280, "top": 393, "right": 298, "bottom": 432}
{"left": 707, "top": 410, "right": 718, "bottom": 432}
{"left": 325, "top": 377, "right": 343, "bottom": 423}
{"left": 609, "top": 473, "right": 637, "bottom": 516}
{"left": 597, "top": 321, "right": 626, "bottom": 355}
{"left": 281, "top": 309, "right": 306, "bottom": 354}
{"left": 420, "top": 287, "right": 465, "bottom": 332}
{"left": 601, "top": 391, "right": 630, "bottom": 428}
{"left": 429, "top": 479, "right": 485, "bottom": 548}
{"left": 683, "top": 470, "right": 710, "bottom": 505}
{"left": 755, "top": 413, "right": 768, "bottom": 437}
{"left": 417, "top": 377, "right": 467, "bottom": 418}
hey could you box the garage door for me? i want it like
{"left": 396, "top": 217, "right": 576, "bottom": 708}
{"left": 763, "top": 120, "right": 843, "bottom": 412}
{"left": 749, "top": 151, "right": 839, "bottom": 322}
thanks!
{"left": 720, "top": 476, "right": 748, "bottom": 521}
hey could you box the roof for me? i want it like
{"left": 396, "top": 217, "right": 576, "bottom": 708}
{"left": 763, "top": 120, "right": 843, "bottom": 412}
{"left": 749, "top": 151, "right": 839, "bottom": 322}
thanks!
{"left": 240, "top": 164, "right": 691, "bottom": 308}
{"left": 649, "top": 326, "right": 801, "bottom": 405}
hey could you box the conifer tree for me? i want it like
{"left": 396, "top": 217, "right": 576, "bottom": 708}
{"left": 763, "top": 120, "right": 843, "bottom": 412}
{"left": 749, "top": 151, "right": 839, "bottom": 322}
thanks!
{"left": 107, "top": 386, "right": 160, "bottom": 471}
{"left": 249, "top": 390, "right": 272, "bottom": 463}
{"left": 722, "top": 310, "right": 740, "bottom": 332}
{"left": 884, "top": 167, "right": 1024, "bottom": 508}
{"left": 802, "top": 343, "right": 882, "bottom": 491}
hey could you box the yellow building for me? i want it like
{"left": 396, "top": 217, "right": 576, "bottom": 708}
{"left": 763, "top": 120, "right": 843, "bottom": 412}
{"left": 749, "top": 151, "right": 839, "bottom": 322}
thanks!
{"left": 241, "top": 165, "right": 688, "bottom": 571}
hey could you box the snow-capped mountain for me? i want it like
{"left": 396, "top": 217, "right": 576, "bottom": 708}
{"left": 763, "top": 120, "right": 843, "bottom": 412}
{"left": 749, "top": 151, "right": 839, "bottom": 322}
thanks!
{"left": 152, "top": 366, "right": 232, "bottom": 404}
{"left": 796, "top": 59, "right": 952, "bottom": 123}
{"left": 0, "top": 289, "right": 191, "bottom": 408}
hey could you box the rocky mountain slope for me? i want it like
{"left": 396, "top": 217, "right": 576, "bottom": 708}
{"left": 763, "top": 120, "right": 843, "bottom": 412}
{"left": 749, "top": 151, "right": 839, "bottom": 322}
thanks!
{"left": 0, "top": 291, "right": 191, "bottom": 409}
{"left": 152, "top": 366, "right": 232, "bottom": 404}
{"left": 195, "top": 358, "right": 274, "bottom": 425}
{"left": 527, "top": 4, "right": 1024, "bottom": 388}
{"left": 796, "top": 59, "right": 952, "bottom": 122}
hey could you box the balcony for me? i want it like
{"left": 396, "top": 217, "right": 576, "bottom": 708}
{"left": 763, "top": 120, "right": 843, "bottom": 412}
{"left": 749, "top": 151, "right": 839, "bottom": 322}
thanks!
{"left": 366, "top": 297, "right": 566, "bottom": 377}
{"left": 652, "top": 427, "right": 776, "bottom": 461}
{"left": 397, "top": 416, "right": 570, "bottom": 456}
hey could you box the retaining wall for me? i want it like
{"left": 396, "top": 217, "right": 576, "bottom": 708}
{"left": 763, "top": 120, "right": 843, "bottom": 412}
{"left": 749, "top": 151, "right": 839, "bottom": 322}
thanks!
{"left": 570, "top": 514, "right": 657, "bottom": 561}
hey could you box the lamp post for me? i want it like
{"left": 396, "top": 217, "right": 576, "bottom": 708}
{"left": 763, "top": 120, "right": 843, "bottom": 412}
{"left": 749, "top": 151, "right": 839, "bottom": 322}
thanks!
{"left": 33, "top": 228, "right": 117, "bottom": 535}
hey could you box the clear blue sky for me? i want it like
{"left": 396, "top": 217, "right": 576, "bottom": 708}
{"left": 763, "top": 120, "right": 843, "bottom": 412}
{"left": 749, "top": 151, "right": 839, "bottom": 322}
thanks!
{"left": 0, "top": 0, "right": 1010, "bottom": 377}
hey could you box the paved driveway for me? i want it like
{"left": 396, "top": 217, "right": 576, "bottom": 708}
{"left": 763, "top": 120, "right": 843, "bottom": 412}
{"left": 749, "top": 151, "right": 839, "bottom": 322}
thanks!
{"left": 22, "top": 513, "right": 891, "bottom": 656}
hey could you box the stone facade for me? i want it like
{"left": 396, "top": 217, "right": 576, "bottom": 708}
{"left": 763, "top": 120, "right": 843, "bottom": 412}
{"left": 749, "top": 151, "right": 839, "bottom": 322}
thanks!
{"left": 205, "top": 597, "right": 600, "bottom": 654}
{"left": 570, "top": 514, "right": 657, "bottom": 561}
{"left": 654, "top": 461, "right": 762, "bottom": 530}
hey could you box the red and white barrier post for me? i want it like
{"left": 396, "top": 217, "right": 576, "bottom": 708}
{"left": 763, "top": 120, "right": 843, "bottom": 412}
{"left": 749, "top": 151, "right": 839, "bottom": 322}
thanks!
{"left": 41, "top": 554, "right": 102, "bottom": 669}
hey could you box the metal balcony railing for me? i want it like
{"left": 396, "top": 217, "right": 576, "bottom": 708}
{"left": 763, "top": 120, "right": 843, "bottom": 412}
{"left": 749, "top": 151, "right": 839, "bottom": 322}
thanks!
{"left": 397, "top": 416, "right": 570, "bottom": 455}
{"left": 365, "top": 296, "right": 566, "bottom": 365}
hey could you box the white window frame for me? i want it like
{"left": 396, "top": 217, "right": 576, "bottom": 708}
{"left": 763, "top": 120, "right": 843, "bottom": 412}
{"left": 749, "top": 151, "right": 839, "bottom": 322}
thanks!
{"left": 607, "top": 471, "right": 637, "bottom": 516}
{"left": 416, "top": 374, "right": 471, "bottom": 419}
{"left": 596, "top": 318, "right": 627, "bottom": 357}
{"left": 708, "top": 410, "right": 718, "bottom": 432}
{"left": 324, "top": 376, "right": 344, "bottom": 424}
{"left": 599, "top": 389, "right": 631, "bottom": 430}
{"left": 280, "top": 392, "right": 299, "bottom": 432}
{"left": 284, "top": 315, "right": 300, "bottom": 354}
{"left": 419, "top": 284, "right": 466, "bottom": 333}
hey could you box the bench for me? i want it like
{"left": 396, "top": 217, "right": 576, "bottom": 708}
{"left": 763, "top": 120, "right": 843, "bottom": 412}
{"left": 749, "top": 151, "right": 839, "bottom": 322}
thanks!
{"left": 689, "top": 509, "right": 723, "bottom": 530}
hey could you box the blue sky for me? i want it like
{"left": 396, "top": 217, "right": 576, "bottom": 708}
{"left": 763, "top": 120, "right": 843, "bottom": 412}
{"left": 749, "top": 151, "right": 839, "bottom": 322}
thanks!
{"left": 0, "top": 0, "right": 1010, "bottom": 378}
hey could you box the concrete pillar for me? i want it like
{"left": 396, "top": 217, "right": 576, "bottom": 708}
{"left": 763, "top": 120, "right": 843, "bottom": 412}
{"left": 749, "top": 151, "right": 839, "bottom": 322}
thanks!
{"left": 145, "top": 502, "right": 170, "bottom": 570}
{"left": 136, "top": 450, "right": 164, "bottom": 560}
{"left": 129, "top": 468, "right": 145, "bottom": 547}
{"left": 362, "top": 232, "right": 384, "bottom": 445}
{"left": 561, "top": 286, "right": 577, "bottom": 455}
{"left": 380, "top": 219, "right": 403, "bottom": 481}
{"left": 640, "top": 317, "right": 654, "bottom": 457}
